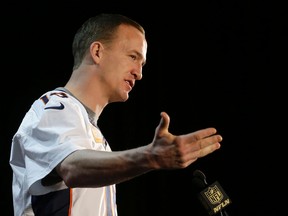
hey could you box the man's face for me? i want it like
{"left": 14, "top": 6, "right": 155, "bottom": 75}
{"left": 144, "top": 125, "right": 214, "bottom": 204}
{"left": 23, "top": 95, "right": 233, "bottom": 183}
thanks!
{"left": 99, "top": 24, "right": 147, "bottom": 102}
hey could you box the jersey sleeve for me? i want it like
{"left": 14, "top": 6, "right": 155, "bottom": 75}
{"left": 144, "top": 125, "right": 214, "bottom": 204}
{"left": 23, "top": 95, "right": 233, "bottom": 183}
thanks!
{"left": 14, "top": 91, "right": 95, "bottom": 195}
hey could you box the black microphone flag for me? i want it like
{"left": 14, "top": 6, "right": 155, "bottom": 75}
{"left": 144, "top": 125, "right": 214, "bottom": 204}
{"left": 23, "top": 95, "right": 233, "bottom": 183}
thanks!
{"left": 198, "top": 181, "right": 231, "bottom": 215}
{"left": 193, "top": 170, "right": 232, "bottom": 216}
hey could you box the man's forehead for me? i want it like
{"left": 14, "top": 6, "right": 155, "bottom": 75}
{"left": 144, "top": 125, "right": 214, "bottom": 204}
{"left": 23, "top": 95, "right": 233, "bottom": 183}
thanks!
{"left": 115, "top": 25, "right": 147, "bottom": 52}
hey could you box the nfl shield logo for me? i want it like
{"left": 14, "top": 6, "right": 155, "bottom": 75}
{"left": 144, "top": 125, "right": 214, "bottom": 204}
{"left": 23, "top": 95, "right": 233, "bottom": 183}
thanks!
{"left": 204, "top": 185, "right": 224, "bottom": 204}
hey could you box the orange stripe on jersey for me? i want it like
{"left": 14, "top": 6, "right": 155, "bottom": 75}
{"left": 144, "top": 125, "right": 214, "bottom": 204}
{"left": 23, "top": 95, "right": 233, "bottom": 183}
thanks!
{"left": 68, "top": 188, "right": 73, "bottom": 216}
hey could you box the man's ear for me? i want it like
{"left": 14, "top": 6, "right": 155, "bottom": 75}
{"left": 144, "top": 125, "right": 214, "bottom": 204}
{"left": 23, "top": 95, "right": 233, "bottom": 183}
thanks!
{"left": 90, "top": 41, "right": 102, "bottom": 63}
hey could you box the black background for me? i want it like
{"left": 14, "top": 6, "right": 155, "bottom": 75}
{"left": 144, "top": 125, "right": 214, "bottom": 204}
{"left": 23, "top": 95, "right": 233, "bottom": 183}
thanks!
{"left": 1, "top": 1, "right": 286, "bottom": 216}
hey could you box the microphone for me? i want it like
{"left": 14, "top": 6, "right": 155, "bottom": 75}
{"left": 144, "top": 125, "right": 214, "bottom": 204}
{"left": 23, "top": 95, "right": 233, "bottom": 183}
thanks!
{"left": 192, "top": 169, "right": 232, "bottom": 216}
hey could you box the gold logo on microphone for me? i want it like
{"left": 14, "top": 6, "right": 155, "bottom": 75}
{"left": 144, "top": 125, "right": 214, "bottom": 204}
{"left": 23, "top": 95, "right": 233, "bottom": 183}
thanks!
{"left": 204, "top": 184, "right": 223, "bottom": 204}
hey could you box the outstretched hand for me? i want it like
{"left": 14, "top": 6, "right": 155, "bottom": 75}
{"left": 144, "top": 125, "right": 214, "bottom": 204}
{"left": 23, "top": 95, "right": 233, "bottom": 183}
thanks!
{"left": 149, "top": 112, "right": 222, "bottom": 169}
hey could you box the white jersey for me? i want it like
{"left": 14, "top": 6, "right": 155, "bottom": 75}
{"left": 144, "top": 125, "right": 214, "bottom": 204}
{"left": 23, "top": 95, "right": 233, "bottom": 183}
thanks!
{"left": 9, "top": 88, "right": 117, "bottom": 216}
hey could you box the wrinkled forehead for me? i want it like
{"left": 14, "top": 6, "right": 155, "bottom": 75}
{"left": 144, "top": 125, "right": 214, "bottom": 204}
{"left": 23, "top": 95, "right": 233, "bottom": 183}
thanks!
{"left": 115, "top": 24, "right": 147, "bottom": 57}
{"left": 116, "top": 24, "right": 146, "bottom": 45}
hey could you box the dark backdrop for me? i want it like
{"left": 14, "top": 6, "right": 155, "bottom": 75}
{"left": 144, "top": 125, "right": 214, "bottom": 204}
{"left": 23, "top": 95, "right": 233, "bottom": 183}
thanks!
{"left": 1, "top": 2, "right": 285, "bottom": 216}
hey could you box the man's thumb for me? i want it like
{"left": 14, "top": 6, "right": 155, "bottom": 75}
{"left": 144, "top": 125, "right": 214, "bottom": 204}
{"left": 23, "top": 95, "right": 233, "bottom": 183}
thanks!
{"left": 157, "top": 111, "right": 170, "bottom": 134}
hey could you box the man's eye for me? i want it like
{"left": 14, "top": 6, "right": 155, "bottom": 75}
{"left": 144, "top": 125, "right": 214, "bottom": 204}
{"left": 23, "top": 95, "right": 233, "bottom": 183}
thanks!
{"left": 130, "top": 55, "right": 136, "bottom": 60}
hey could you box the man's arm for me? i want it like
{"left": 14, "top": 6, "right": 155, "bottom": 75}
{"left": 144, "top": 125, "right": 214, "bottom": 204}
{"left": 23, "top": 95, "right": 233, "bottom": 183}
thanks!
{"left": 55, "top": 112, "right": 222, "bottom": 188}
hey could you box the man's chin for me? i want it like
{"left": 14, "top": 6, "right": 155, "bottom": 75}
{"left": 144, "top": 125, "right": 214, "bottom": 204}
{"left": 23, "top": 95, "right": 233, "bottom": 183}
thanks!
{"left": 111, "top": 95, "right": 129, "bottom": 103}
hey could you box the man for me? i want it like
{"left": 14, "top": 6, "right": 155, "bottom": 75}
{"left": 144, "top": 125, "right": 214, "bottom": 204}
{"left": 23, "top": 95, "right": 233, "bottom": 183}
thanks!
{"left": 10, "top": 13, "right": 222, "bottom": 216}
